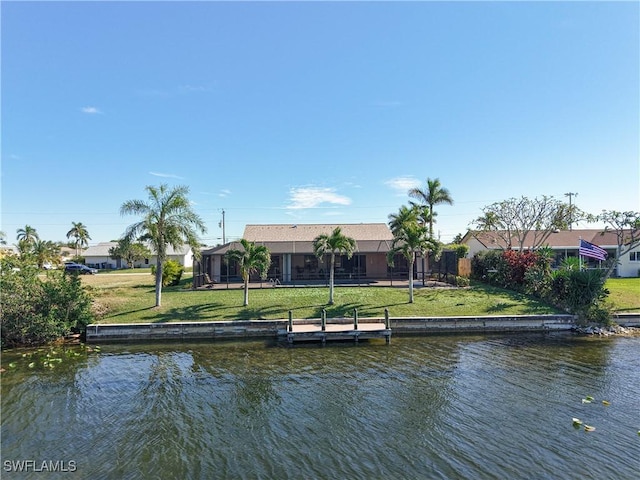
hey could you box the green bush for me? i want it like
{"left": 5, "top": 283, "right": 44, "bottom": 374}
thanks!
{"left": 473, "top": 248, "right": 611, "bottom": 325}
{"left": 151, "top": 260, "right": 184, "bottom": 287}
{"left": 1, "top": 257, "right": 94, "bottom": 347}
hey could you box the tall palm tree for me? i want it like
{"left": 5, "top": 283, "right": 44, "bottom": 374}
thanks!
{"left": 313, "top": 227, "right": 358, "bottom": 305}
{"left": 386, "top": 219, "right": 440, "bottom": 303}
{"left": 16, "top": 225, "right": 39, "bottom": 244}
{"left": 120, "top": 184, "right": 206, "bottom": 307}
{"left": 225, "top": 239, "right": 272, "bottom": 307}
{"left": 66, "top": 221, "right": 91, "bottom": 258}
{"left": 408, "top": 178, "right": 454, "bottom": 237}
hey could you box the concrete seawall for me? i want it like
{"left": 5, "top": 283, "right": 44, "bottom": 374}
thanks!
{"left": 85, "top": 314, "right": 596, "bottom": 343}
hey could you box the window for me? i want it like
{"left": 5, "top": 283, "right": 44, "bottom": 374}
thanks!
{"left": 630, "top": 251, "right": 640, "bottom": 262}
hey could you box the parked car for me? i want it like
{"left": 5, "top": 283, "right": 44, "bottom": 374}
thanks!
{"left": 64, "top": 263, "right": 98, "bottom": 275}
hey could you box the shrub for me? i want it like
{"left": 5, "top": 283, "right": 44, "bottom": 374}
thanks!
{"left": 151, "top": 260, "right": 184, "bottom": 287}
{"left": 1, "top": 257, "right": 94, "bottom": 347}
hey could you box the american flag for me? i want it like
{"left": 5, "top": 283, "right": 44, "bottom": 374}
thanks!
{"left": 579, "top": 239, "right": 607, "bottom": 261}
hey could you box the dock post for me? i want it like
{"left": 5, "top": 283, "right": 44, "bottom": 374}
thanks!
{"left": 385, "top": 308, "right": 391, "bottom": 344}
{"left": 288, "top": 310, "right": 293, "bottom": 333}
{"left": 321, "top": 309, "right": 326, "bottom": 332}
{"left": 353, "top": 308, "right": 358, "bottom": 330}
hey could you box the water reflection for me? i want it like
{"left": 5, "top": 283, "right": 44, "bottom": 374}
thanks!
{"left": 2, "top": 334, "right": 639, "bottom": 479}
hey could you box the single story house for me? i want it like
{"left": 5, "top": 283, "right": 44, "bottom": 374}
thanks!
{"left": 196, "top": 223, "right": 421, "bottom": 286}
{"left": 83, "top": 241, "right": 194, "bottom": 270}
{"left": 461, "top": 229, "right": 640, "bottom": 278}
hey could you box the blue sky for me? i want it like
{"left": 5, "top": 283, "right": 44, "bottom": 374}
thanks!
{"left": 2, "top": 1, "right": 638, "bottom": 246}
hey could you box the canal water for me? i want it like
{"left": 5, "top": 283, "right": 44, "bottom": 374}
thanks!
{"left": 2, "top": 333, "right": 639, "bottom": 479}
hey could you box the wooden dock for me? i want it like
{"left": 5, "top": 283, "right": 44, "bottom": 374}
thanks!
{"left": 285, "top": 322, "right": 391, "bottom": 344}
{"left": 283, "top": 310, "right": 392, "bottom": 344}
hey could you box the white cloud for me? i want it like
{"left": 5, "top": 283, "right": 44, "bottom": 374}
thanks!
{"left": 286, "top": 186, "right": 352, "bottom": 210}
{"left": 385, "top": 176, "right": 421, "bottom": 195}
{"left": 81, "top": 106, "right": 102, "bottom": 114}
{"left": 149, "top": 171, "right": 185, "bottom": 179}
{"left": 219, "top": 189, "right": 231, "bottom": 198}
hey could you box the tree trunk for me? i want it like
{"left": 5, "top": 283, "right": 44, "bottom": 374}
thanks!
{"left": 155, "top": 259, "right": 163, "bottom": 307}
{"left": 329, "top": 253, "right": 335, "bottom": 305}
{"left": 409, "top": 257, "right": 415, "bottom": 303}
{"left": 243, "top": 274, "right": 249, "bottom": 306}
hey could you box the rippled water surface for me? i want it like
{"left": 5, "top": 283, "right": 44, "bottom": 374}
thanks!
{"left": 2, "top": 334, "right": 639, "bottom": 479}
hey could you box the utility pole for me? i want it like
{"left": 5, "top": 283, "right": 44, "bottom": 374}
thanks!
{"left": 564, "top": 192, "right": 578, "bottom": 231}
{"left": 218, "top": 209, "right": 226, "bottom": 244}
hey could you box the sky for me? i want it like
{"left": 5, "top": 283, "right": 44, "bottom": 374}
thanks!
{"left": 2, "top": 0, "right": 638, "bottom": 247}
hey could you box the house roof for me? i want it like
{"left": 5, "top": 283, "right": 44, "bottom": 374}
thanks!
{"left": 463, "top": 229, "right": 624, "bottom": 250}
{"left": 202, "top": 223, "right": 394, "bottom": 255}
{"left": 243, "top": 223, "right": 394, "bottom": 242}
{"left": 83, "top": 241, "right": 192, "bottom": 257}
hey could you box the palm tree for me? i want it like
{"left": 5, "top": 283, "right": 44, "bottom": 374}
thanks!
{"left": 225, "top": 239, "right": 271, "bottom": 306}
{"left": 408, "top": 178, "right": 454, "bottom": 237}
{"left": 16, "top": 225, "right": 39, "bottom": 244}
{"left": 32, "top": 239, "right": 61, "bottom": 268}
{"left": 120, "top": 184, "right": 206, "bottom": 307}
{"left": 313, "top": 227, "right": 358, "bottom": 305}
{"left": 0, "top": 231, "right": 7, "bottom": 245}
{"left": 388, "top": 204, "right": 419, "bottom": 236}
{"left": 66, "top": 222, "right": 91, "bottom": 258}
{"left": 386, "top": 219, "right": 440, "bottom": 303}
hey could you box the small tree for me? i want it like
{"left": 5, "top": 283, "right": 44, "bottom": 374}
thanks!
{"left": 109, "top": 239, "right": 151, "bottom": 268}
{"left": 1, "top": 256, "right": 94, "bottom": 346}
{"left": 472, "top": 196, "right": 580, "bottom": 251}
{"left": 312, "top": 227, "right": 358, "bottom": 305}
{"left": 225, "top": 239, "right": 271, "bottom": 307}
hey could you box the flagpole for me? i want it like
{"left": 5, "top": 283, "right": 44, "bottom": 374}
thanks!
{"left": 578, "top": 236, "right": 583, "bottom": 271}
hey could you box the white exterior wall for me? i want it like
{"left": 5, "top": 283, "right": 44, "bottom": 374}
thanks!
{"left": 617, "top": 246, "right": 640, "bottom": 277}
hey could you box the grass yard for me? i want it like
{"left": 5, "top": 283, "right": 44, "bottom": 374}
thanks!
{"left": 83, "top": 272, "right": 564, "bottom": 324}
{"left": 82, "top": 273, "right": 638, "bottom": 324}
{"left": 605, "top": 278, "right": 640, "bottom": 313}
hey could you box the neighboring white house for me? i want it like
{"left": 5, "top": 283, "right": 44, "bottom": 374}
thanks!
{"left": 462, "top": 229, "right": 640, "bottom": 278}
{"left": 83, "top": 242, "right": 194, "bottom": 270}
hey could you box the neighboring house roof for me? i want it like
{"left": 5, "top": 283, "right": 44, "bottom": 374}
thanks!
{"left": 203, "top": 223, "right": 394, "bottom": 255}
{"left": 462, "top": 229, "right": 626, "bottom": 250}
{"left": 83, "top": 241, "right": 191, "bottom": 257}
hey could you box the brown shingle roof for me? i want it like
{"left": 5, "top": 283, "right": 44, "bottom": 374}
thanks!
{"left": 466, "top": 229, "right": 624, "bottom": 249}
{"left": 243, "top": 223, "right": 393, "bottom": 242}
{"left": 202, "top": 224, "right": 394, "bottom": 255}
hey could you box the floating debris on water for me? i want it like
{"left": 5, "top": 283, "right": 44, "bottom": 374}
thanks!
{"left": 584, "top": 425, "right": 596, "bottom": 432}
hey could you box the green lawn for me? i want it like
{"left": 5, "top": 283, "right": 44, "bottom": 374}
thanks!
{"left": 84, "top": 273, "right": 564, "bottom": 324}
{"left": 605, "top": 278, "right": 640, "bottom": 313}
{"left": 83, "top": 273, "right": 638, "bottom": 324}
